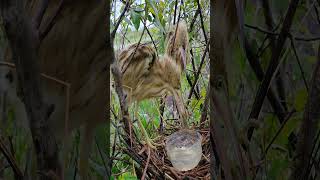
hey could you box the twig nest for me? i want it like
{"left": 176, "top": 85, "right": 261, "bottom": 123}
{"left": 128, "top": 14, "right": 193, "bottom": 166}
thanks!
{"left": 165, "top": 129, "right": 202, "bottom": 171}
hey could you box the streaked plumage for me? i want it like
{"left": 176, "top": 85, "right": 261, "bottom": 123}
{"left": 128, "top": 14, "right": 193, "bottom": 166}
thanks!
{"left": 117, "top": 21, "right": 189, "bottom": 128}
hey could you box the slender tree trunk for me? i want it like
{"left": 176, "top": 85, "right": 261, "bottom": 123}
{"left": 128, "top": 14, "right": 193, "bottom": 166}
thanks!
{"left": 106, "top": 0, "right": 111, "bottom": 178}
{"left": 210, "top": 0, "right": 250, "bottom": 179}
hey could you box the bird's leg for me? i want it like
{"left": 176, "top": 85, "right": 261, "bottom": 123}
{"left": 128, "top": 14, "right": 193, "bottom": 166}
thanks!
{"left": 134, "top": 102, "right": 161, "bottom": 149}
{"left": 172, "top": 90, "right": 189, "bottom": 129}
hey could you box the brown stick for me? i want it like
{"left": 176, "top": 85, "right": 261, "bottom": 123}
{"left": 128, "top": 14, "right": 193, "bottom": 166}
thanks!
{"left": 141, "top": 147, "right": 151, "bottom": 180}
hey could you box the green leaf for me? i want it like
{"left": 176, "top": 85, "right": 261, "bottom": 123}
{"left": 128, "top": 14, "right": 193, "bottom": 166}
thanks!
{"left": 134, "top": 6, "right": 144, "bottom": 12}
{"left": 130, "top": 10, "right": 141, "bottom": 30}
{"left": 147, "top": 14, "right": 153, "bottom": 22}
{"left": 146, "top": 0, "right": 165, "bottom": 33}
{"left": 118, "top": 172, "right": 138, "bottom": 180}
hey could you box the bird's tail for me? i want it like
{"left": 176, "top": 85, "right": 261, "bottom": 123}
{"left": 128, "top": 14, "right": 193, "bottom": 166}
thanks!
{"left": 165, "top": 21, "right": 189, "bottom": 72}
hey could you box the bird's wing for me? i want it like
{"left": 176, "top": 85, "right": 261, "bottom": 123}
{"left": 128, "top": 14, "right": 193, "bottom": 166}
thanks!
{"left": 118, "top": 43, "right": 157, "bottom": 75}
{"left": 118, "top": 43, "right": 157, "bottom": 89}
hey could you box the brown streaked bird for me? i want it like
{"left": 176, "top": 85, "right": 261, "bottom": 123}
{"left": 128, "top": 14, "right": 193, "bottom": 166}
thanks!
{"left": 0, "top": 0, "right": 107, "bottom": 179}
{"left": 116, "top": 21, "right": 190, "bottom": 148}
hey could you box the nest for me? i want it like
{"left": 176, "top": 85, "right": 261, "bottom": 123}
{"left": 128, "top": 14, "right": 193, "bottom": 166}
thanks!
{"left": 119, "top": 123, "right": 210, "bottom": 180}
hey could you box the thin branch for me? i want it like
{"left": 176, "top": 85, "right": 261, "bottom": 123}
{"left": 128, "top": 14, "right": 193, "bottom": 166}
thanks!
{"left": 245, "top": 24, "right": 280, "bottom": 35}
{"left": 121, "top": 146, "right": 160, "bottom": 178}
{"left": 141, "top": 17, "right": 158, "bottom": 57}
{"left": 171, "top": 2, "right": 182, "bottom": 52}
{"left": 184, "top": 4, "right": 203, "bottom": 98}
{"left": 110, "top": 12, "right": 135, "bottom": 146}
{"left": 262, "top": 0, "right": 287, "bottom": 112}
{"left": 261, "top": 0, "right": 276, "bottom": 48}
{"left": 111, "top": 0, "right": 131, "bottom": 40}
{"left": 189, "top": 9, "right": 200, "bottom": 33}
{"left": 196, "top": 0, "right": 208, "bottom": 44}
{"left": 256, "top": 35, "right": 269, "bottom": 57}
{"left": 247, "top": 0, "right": 300, "bottom": 140}
{"left": 173, "top": 0, "right": 178, "bottom": 24}
{"left": 294, "top": 36, "right": 320, "bottom": 42}
{"left": 158, "top": 98, "right": 165, "bottom": 133}
{"left": 141, "top": 147, "right": 151, "bottom": 180}
{"left": 110, "top": 110, "right": 119, "bottom": 170}
{"left": 307, "top": 129, "right": 320, "bottom": 178}
{"left": 257, "top": 40, "right": 272, "bottom": 58}
{"left": 245, "top": 24, "right": 320, "bottom": 42}
{"left": 187, "top": 47, "right": 201, "bottom": 99}
{"left": 186, "top": 73, "right": 200, "bottom": 99}
{"left": 263, "top": 109, "right": 296, "bottom": 156}
{"left": 289, "top": 36, "right": 309, "bottom": 91}
{"left": 243, "top": 37, "right": 288, "bottom": 143}
{"left": 315, "top": 1, "right": 320, "bottom": 25}
{"left": 187, "top": 41, "right": 209, "bottom": 102}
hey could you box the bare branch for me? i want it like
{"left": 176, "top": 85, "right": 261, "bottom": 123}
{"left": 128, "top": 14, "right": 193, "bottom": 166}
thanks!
{"left": 187, "top": 40, "right": 209, "bottom": 102}
{"left": 264, "top": 109, "right": 296, "bottom": 156}
{"left": 196, "top": 0, "right": 208, "bottom": 44}
{"left": 243, "top": 37, "right": 286, "bottom": 123}
{"left": 245, "top": 24, "right": 320, "bottom": 42}
{"left": 247, "top": 0, "right": 300, "bottom": 140}
{"left": 111, "top": 0, "right": 130, "bottom": 40}
{"left": 289, "top": 36, "right": 309, "bottom": 91}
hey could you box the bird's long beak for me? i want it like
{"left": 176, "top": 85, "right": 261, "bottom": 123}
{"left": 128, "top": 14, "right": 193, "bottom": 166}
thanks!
{"left": 172, "top": 89, "right": 188, "bottom": 129}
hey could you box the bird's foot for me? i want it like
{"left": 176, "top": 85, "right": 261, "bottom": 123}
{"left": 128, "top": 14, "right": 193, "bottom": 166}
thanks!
{"left": 142, "top": 137, "right": 163, "bottom": 149}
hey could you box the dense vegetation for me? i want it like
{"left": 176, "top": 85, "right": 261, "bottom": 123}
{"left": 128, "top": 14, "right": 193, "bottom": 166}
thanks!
{"left": 111, "top": 0, "right": 210, "bottom": 179}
